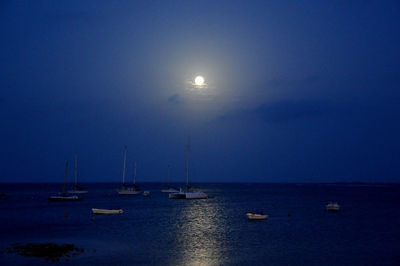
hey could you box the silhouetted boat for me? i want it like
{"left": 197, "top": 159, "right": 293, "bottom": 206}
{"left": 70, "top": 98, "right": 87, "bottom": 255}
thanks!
{"left": 169, "top": 137, "right": 208, "bottom": 199}
{"left": 116, "top": 147, "right": 141, "bottom": 195}
{"left": 49, "top": 161, "right": 82, "bottom": 202}
{"left": 92, "top": 208, "right": 123, "bottom": 215}
{"left": 49, "top": 194, "right": 82, "bottom": 202}
{"left": 68, "top": 153, "right": 88, "bottom": 194}
{"left": 246, "top": 212, "right": 268, "bottom": 220}
{"left": 161, "top": 165, "right": 179, "bottom": 193}
{"left": 143, "top": 191, "right": 150, "bottom": 197}
{"left": 326, "top": 202, "right": 340, "bottom": 211}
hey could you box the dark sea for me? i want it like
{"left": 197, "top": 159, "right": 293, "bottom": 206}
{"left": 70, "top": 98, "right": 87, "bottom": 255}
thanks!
{"left": 0, "top": 183, "right": 399, "bottom": 265}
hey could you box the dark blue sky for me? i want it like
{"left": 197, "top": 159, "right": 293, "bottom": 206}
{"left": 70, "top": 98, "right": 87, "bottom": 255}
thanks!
{"left": 1, "top": 1, "right": 399, "bottom": 182}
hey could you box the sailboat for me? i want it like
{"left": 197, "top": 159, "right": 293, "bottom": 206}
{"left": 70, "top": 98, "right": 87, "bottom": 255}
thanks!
{"left": 169, "top": 137, "right": 208, "bottom": 199}
{"left": 116, "top": 146, "right": 141, "bottom": 195}
{"left": 161, "top": 165, "right": 179, "bottom": 193}
{"left": 68, "top": 153, "right": 88, "bottom": 194}
{"left": 48, "top": 161, "right": 82, "bottom": 201}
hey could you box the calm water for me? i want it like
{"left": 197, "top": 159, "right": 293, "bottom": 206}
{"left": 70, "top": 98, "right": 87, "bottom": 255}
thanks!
{"left": 0, "top": 183, "right": 399, "bottom": 265}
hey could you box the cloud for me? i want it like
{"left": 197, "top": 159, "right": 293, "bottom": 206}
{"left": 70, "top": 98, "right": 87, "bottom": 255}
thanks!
{"left": 219, "top": 100, "right": 334, "bottom": 124}
{"left": 167, "top": 93, "right": 181, "bottom": 105}
{"left": 253, "top": 100, "right": 332, "bottom": 123}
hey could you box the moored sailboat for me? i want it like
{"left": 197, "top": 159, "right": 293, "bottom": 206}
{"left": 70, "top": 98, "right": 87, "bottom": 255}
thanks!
{"left": 116, "top": 146, "right": 141, "bottom": 195}
{"left": 169, "top": 137, "right": 207, "bottom": 199}
{"left": 161, "top": 165, "right": 179, "bottom": 193}
{"left": 49, "top": 161, "right": 82, "bottom": 202}
{"left": 68, "top": 153, "right": 88, "bottom": 194}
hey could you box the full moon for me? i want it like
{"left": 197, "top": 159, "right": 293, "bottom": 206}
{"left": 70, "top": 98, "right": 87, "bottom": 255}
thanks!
{"left": 194, "top": 76, "right": 205, "bottom": 86}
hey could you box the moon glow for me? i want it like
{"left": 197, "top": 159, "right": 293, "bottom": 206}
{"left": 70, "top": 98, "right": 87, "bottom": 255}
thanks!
{"left": 194, "top": 76, "right": 205, "bottom": 86}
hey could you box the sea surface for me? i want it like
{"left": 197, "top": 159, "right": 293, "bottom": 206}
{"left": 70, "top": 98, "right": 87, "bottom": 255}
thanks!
{"left": 0, "top": 183, "right": 399, "bottom": 265}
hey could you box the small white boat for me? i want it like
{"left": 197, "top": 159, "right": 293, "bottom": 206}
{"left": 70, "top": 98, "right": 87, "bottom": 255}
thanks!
{"left": 326, "top": 202, "right": 340, "bottom": 211}
{"left": 246, "top": 212, "right": 268, "bottom": 220}
{"left": 143, "top": 191, "right": 150, "bottom": 197}
{"left": 92, "top": 208, "right": 123, "bottom": 215}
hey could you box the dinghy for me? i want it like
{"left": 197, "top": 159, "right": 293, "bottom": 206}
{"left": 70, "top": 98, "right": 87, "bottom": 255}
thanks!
{"left": 326, "top": 202, "right": 340, "bottom": 211}
{"left": 92, "top": 208, "right": 123, "bottom": 215}
{"left": 246, "top": 212, "right": 268, "bottom": 220}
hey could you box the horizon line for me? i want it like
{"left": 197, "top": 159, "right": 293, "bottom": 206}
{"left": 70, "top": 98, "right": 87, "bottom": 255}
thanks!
{"left": 0, "top": 181, "right": 399, "bottom": 184}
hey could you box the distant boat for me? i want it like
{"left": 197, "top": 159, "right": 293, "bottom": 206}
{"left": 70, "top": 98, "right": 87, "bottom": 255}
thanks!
{"left": 92, "top": 208, "right": 123, "bottom": 215}
{"left": 169, "top": 137, "right": 208, "bottom": 199}
{"left": 143, "top": 191, "right": 150, "bottom": 197}
{"left": 116, "top": 146, "right": 141, "bottom": 195}
{"left": 49, "top": 161, "right": 82, "bottom": 202}
{"left": 326, "top": 202, "right": 340, "bottom": 211}
{"left": 68, "top": 153, "right": 88, "bottom": 194}
{"left": 161, "top": 165, "right": 179, "bottom": 193}
{"left": 48, "top": 194, "right": 81, "bottom": 202}
{"left": 246, "top": 212, "right": 268, "bottom": 220}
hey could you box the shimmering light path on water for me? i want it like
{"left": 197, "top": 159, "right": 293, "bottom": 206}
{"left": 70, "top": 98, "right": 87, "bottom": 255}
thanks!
{"left": 0, "top": 183, "right": 399, "bottom": 265}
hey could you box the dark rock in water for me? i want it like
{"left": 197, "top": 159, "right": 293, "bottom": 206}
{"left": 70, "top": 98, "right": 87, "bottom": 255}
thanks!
{"left": 7, "top": 243, "right": 84, "bottom": 262}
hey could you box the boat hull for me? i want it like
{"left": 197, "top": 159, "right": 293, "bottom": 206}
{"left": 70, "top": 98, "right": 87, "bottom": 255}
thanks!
{"left": 326, "top": 206, "right": 340, "bottom": 211}
{"left": 92, "top": 208, "right": 123, "bottom": 215}
{"left": 48, "top": 195, "right": 82, "bottom": 202}
{"left": 161, "top": 188, "right": 180, "bottom": 193}
{"left": 326, "top": 203, "right": 340, "bottom": 211}
{"left": 116, "top": 189, "right": 141, "bottom": 195}
{"left": 67, "top": 190, "right": 88, "bottom": 194}
{"left": 169, "top": 191, "right": 208, "bottom": 199}
{"left": 169, "top": 192, "right": 186, "bottom": 199}
{"left": 246, "top": 213, "right": 268, "bottom": 220}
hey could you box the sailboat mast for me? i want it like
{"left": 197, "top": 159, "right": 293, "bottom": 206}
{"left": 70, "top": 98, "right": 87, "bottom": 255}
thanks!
{"left": 186, "top": 137, "right": 190, "bottom": 188}
{"left": 133, "top": 161, "right": 137, "bottom": 185}
{"left": 74, "top": 153, "right": 78, "bottom": 187}
{"left": 63, "top": 160, "right": 68, "bottom": 193}
{"left": 122, "top": 146, "right": 127, "bottom": 185}
{"left": 167, "top": 165, "right": 171, "bottom": 188}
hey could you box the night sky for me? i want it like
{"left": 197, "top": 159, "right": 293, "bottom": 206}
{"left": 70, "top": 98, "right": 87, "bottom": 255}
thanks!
{"left": 1, "top": 1, "right": 399, "bottom": 183}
